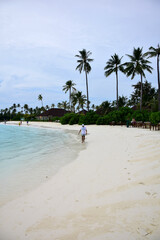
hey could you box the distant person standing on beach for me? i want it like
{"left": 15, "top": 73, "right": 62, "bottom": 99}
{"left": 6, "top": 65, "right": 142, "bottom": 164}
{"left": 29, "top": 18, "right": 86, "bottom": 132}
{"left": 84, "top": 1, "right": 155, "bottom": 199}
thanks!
{"left": 78, "top": 124, "right": 87, "bottom": 143}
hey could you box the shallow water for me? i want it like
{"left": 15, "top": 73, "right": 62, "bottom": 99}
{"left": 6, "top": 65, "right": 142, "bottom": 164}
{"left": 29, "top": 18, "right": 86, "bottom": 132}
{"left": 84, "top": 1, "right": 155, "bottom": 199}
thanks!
{"left": 0, "top": 124, "right": 81, "bottom": 205}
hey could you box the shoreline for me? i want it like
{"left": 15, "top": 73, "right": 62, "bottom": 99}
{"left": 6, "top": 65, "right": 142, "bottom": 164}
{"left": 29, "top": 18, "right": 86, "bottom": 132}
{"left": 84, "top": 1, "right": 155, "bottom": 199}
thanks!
{"left": 0, "top": 122, "right": 160, "bottom": 240}
{"left": 0, "top": 122, "right": 83, "bottom": 207}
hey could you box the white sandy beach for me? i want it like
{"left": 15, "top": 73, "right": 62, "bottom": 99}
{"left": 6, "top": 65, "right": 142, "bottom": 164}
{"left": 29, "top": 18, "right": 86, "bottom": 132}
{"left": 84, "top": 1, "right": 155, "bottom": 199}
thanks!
{"left": 0, "top": 122, "right": 160, "bottom": 240}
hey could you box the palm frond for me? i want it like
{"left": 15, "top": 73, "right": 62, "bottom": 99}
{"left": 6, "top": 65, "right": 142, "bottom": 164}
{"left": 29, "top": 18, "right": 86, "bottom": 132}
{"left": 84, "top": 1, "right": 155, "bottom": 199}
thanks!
{"left": 104, "top": 68, "right": 114, "bottom": 77}
{"left": 76, "top": 63, "right": 83, "bottom": 73}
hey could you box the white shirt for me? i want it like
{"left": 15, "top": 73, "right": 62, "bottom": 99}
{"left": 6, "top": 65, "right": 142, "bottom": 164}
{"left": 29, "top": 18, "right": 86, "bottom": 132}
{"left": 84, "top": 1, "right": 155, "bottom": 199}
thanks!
{"left": 81, "top": 126, "right": 87, "bottom": 135}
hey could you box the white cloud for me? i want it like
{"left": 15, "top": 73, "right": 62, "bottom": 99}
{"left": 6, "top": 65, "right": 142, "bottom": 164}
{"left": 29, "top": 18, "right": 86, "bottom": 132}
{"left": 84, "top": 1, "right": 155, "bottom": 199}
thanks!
{"left": 0, "top": 0, "right": 159, "bottom": 108}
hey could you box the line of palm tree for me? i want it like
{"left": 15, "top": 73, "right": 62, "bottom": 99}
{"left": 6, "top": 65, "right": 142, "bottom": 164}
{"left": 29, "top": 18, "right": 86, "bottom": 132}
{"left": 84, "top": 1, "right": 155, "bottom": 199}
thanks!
{"left": 62, "top": 80, "right": 76, "bottom": 111}
{"left": 124, "top": 47, "right": 153, "bottom": 111}
{"left": 144, "top": 44, "right": 160, "bottom": 111}
{"left": 38, "top": 94, "right": 43, "bottom": 107}
{"left": 104, "top": 54, "right": 124, "bottom": 109}
{"left": 75, "top": 49, "right": 93, "bottom": 111}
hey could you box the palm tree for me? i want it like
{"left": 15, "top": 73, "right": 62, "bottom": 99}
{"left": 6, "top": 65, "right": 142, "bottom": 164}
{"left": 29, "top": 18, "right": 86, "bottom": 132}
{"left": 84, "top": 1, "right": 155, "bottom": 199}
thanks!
{"left": 61, "top": 101, "right": 70, "bottom": 110}
{"left": 70, "top": 92, "right": 78, "bottom": 112}
{"left": 57, "top": 101, "right": 69, "bottom": 110}
{"left": 17, "top": 103, "right": 21, "bottom": 113}
{"left": 12, "top": 103, "right": 17, "bottom": 113}
{"left": 91, "top": 104, "right": 96, "bottom": 111}
{"left": 21, "top": 106, "right": 24, "bottom": 114}
{"left": 62, "top": 80, "right": 76, "bottom": 111}
{"left": 38, "top": 94, "right": 43, "bottom": 107}
{"left": 75, "top": 49, "right": 93, "bottom": 111}
{"left": 124, "top": 47, "right": 153, "bottom": 111}
{"left": 45, "top": 105, "right": 50, "bottom": 110}
{"left": 24, "top": 104, "right": 29, "bottom": 114}
{"left": 29, "top": 108, "right": 33, "bottom": 115}
{"left": 57, "top": 102, "right": 62, "bottom": 109}
{"left": 75, "top": 91, "right": 86, "bottom": 111}
{"left": 51, "top": 103, "right": 55, "bottom": 108}
{"left": 144, "top": 44, "right": 160, "bottom": 111}
{"left": 104, "top": 54, "right": 124, "bottom": 109}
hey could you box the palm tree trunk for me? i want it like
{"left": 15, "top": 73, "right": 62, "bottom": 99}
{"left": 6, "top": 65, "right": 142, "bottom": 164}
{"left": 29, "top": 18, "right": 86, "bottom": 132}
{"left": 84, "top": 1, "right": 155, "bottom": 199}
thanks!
{"left": 140, "top": 74, "right": 143, "bottom": 111}
{"left": 69, "top": 88, "right": 71, "bottom": 111}
{"left": 157, "top": 55, "right": 160, "bottom": 111}
{"left": 85, "top": 71, "right": 89, "bottom": 111}
{"left": 116, "top": 69, "right": 119, "bottom": 110}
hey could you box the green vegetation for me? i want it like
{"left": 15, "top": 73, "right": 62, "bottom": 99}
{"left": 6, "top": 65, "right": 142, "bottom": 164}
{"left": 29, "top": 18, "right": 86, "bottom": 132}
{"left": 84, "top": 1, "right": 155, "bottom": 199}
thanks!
{"left": 58, "top": 107, "right": 160, "bottom": 126}
{"left": 62, "top": 80, "right": 76, "bottom": 110}
{"left": 1, "top": 44, "right": 160, "bottom": 125}
{"left": 144, "top": 44, "right": 160, "bottom": 111}
{"left": 124, "top": 47, "right": 153, "bottom": 111}
{"left": 149, "top": 112, "right": 160, "bottom": 125}
{"left": 38, "top": 94, "right": 43, "bottom": 107}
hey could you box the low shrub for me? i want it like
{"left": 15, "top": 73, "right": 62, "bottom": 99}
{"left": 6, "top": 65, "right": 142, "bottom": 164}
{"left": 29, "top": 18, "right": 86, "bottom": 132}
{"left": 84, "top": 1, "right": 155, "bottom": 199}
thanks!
{"left": 60, "top": 113, "right": 76, "bottom": 124}
{"left": 78, "top": 111, "right": 99, "bottom": 125}
{"left": 132, "top": 110, "right": 150, "bottom": 122}
{"left": 69, "top": 115, "right": 80, "bottom": 125}
{"left": 149, "top": 112, "right": 160, "bottom": 125}
{"left": 51, "top": 116, "right": 60, "bottom": 122}
{"left": 96, "top": 117, "right": 105, "bottom": 125}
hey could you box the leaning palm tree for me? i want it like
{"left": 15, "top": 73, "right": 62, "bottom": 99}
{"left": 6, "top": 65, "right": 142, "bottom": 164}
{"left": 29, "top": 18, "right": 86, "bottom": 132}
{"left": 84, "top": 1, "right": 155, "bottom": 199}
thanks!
{"left": 62, "top": 80, "right": 76, "bottom": 111}
{"left": 144, "top": 44, "right": 160, "bottom": 111}
{"left": 104, "top": 54, "right": 124, "bottom": 110}
{"left": 75, "top": 49, "right": 93, "bottom": 111}
{"left": 124, "top": 47, "right": 153, "bottom": 111}
{"left": 38, "top": 94, "right": 43, "bottom": 107}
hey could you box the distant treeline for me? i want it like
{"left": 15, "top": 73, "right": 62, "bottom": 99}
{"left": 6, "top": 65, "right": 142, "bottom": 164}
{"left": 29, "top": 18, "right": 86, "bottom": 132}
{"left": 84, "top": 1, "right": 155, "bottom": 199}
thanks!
{"left": 0, "top": 80, "right": 159, "bottom": 123}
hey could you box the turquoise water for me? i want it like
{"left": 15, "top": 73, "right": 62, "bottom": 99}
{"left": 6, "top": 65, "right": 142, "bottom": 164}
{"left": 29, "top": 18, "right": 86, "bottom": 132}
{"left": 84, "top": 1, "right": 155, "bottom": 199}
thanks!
{"left": 0, "top": 124, "right": 80, "bottom": 205}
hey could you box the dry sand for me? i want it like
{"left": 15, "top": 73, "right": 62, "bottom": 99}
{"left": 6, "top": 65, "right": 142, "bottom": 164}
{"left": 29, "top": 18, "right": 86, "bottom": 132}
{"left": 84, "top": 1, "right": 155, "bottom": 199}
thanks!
{"left": 0, "top": 122, "right": 160, "bottom": 240}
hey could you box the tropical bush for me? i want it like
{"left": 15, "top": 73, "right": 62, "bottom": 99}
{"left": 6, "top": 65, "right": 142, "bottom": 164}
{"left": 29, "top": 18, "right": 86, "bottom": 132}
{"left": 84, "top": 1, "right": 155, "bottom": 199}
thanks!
{"left": 60, "top": 113, "right": 76, "bottom": 124}
{"left": 96, "top": 115, "right": 112, "bottom": 125}
{"left": 57, "top": 107, "right": 160, "bottom": 126}
{"left": 96, "top": 107, "right": 133, "bottom": 125}
{"left": 131, "top": 110, "right": 150, "bottom": 122}
{"left": 78, "top": 111, "right": 99, "bottom": 125}
{"left": 149, "top": 112, "right": 160, "bottom": 125}
{"left": 51, "top": 116, "right": 60, "bottom": 122}
{"left": 69, "top": 114, "right": 80, "bottom": 125}
{"left": 96, "top": 116, "right": 106, "bottom": 125}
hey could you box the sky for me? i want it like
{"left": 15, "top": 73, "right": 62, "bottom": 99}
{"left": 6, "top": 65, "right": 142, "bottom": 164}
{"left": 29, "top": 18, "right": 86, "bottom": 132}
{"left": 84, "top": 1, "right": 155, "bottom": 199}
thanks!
{"left": 0, "top": 0, "right": 160, "bottom": 109}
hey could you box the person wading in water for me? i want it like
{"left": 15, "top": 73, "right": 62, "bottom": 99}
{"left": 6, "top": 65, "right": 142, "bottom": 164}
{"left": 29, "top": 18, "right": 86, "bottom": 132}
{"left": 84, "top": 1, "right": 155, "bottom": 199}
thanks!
{"left": 78, "top": 124, "right": 87, "bottom": 143}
